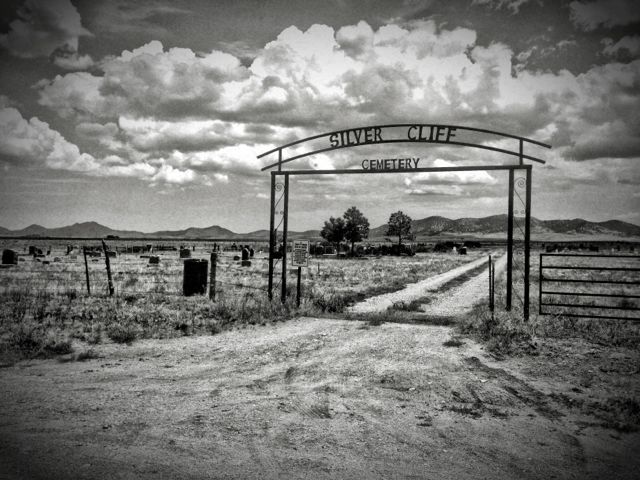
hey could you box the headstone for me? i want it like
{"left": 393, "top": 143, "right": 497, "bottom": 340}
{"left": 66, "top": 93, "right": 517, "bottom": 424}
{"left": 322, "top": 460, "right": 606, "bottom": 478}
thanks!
{"left": 241, "top": 246, "right": 249, "bottom": 262}
{"left": 183, "top": 259, "right": 208, "bottom": 296}
{"left": 2, "top": 249, "right": 18, "bottom": 265}
{"left": 180, "top": 248, "right": 191, "bottom": 259}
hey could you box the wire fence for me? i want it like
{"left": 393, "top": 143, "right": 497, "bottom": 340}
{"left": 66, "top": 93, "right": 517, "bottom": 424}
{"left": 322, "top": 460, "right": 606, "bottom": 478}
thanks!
{"left": 0, "top": 250, "right": 274, "bottom": 298}
{"left": 1, "top": 246, "right": 494, "bottom": 304}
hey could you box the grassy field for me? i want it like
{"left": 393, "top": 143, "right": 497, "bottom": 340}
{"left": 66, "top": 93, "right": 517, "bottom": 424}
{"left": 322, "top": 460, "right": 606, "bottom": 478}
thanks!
{"left": 0, "top": 238, "right": 487, "bottom": 362}
{"left": 1, "top": 237, "right": 638, "bottom": 363}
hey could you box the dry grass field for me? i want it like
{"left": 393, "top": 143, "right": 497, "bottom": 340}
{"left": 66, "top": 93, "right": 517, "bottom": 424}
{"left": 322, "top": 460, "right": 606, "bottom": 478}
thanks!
{"left": 0, "top": 238, "right": 485, "bottom": 362}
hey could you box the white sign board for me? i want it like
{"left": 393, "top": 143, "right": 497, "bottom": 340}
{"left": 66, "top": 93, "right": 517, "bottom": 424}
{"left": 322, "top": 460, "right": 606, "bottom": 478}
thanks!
{"left": 292, "top": 240, "right": 309, "bottom": 267}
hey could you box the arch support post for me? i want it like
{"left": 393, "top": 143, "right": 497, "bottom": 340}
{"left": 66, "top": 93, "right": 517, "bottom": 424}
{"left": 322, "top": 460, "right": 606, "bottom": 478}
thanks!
{"left": 268, "top": 173, "right": 276, "bottom": 300}
{"left": 524, "top": 165, "right": 532, "bottom": 321}
{"left": 281, "top": 174, "right": 289, "bottom": 303}
{"left": 506, "top": 168, "right": 514, "bottom": 311}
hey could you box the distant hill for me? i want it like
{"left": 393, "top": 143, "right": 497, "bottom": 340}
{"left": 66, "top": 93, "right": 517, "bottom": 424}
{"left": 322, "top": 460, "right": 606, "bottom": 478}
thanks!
{"left": 369, "top": 215, "right": 640, "bottom": 239}
{"left": 0, "top": 216, "right": 639, "bottom": 240}
{"left": 151, "top": 225, "right": 236, "bottom": 239}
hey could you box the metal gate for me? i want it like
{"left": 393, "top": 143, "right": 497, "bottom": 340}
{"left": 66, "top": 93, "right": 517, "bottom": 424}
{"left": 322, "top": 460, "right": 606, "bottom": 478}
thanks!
{"left": 539, "top": 253, "right": 640, "bottom": 321}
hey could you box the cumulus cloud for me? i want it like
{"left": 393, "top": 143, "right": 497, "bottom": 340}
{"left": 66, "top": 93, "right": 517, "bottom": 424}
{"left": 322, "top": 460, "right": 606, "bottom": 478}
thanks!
{"left": 570, "top": 0, "right": 640, "bottom": 31}
{"left": 472, "top": 0, "right": 536, "bottom": 14}
{"left": 0, "top": 107, "right": 215, "bottom": 185}
{"left": 27, "top": 19, "right": 640, "bottom": 188}
{"left": 404, "top": 159, "right": 498, "bottom": 192}
{"left": 406, "top": 185, "right": 465, "bottom": 196}
{"left": 0, "top": 0, "right": 92, "bottom": 66}
{"left": 559, "top": 60, "right": 640, "bottom": 160}
{"left": 0, "top": 107, "right": 98, "bottom": 172}
{"left": 602, "top": 36, "right": 640, "bottom": 58}
{"left": 52, "top": 51, "right": 94, "bottom": 70}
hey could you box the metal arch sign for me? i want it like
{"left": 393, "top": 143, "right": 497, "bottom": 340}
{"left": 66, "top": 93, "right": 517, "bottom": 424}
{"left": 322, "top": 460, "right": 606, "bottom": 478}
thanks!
{"left": 261, "top": 122, "right": 552, "bottom": 322}
{"left": 258, "top": 123, "right": 551, "bottom": 171}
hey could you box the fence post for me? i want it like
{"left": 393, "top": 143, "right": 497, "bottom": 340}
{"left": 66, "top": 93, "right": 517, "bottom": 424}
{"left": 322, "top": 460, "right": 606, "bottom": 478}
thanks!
{"left": 296, "top": 266, "right": 302, "bottom": 308}
{"left": 538, "top": 254, "right": 543, "bottom": 316}
{"left": 101, "top": 240, "right": 114, "bottom": 296}
{"left": 209, "top": 252, "right": 217, "bottom": 301}
{"left": 488, "top": 254, "right": 495, "bottom": 322}
{"left": 83, "top": 246, "right": 91, "bottom": 295}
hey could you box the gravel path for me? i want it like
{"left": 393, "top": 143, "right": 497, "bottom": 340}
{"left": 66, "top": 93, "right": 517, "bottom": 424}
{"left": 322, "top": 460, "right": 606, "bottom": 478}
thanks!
{"left": 419, "top": 254, "right": 506, "bottom": 317}
{"left": 348, "top": 254, "right": 498, "bottom": 314}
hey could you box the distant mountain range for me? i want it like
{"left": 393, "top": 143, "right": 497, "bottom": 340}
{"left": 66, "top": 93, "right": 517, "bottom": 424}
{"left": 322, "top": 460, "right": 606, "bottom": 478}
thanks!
{"left": 1, "top": 216, "right": 639, "bottom": 240}
{"left": 368, "top": 215, "right": 640, "bottom": 238}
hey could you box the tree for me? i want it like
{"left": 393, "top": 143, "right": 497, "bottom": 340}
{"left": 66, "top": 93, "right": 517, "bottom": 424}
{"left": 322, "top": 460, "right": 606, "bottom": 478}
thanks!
{"left": 343, "top": 206, "right": 370, "bottom": 255}
{"left": 386, "top": 211, "right": 413, "bottom": 251}
{"left": 320, "top": 216, "right": 346, "bottom": 254}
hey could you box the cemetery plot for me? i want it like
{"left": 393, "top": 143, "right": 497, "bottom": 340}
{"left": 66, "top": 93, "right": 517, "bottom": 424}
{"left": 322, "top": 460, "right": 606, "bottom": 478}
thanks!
{"left": 0, "top": 240, "right": 486, "bottom": 301}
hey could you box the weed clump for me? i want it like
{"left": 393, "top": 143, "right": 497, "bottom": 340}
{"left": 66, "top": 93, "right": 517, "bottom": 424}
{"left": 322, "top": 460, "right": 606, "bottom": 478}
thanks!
{"left": 443, "top": 337, "right": 465, "bottom": 348}
{"left": 308, "top": 290, "right": 358, "bottom": 313}
{"left": 6, "top": 323, "right": 73, "bottom": 358}
{"left": 458, "top": 307, "right": 535, "bottom": 357}
{"left": 106, "top": 322, "right": 141, "bottom": 344}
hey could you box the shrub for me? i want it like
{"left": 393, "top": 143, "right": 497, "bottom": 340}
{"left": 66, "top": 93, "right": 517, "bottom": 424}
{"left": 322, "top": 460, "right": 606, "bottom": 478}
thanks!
{"left": 6, "top": 324, "right": 73, "bottom": 358}
{"left": 75, "top": 349, "right": 99, "bottom": 361}
{"left": 443, "top": 337, "right": 464, "bottom": 347}
{"left": 106, "top": 322, "right": 140, "bottom": 344}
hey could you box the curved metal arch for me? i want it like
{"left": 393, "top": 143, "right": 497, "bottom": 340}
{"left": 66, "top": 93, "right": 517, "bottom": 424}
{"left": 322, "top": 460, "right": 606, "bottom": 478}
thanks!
{"left": 258, "top": 123, "right": 551, "bottom": 171}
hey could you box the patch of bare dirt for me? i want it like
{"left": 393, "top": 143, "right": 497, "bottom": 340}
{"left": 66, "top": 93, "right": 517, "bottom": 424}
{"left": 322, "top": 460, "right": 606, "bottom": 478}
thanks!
{"left": 0, "top": 318, "right": 638, "bottom": 479}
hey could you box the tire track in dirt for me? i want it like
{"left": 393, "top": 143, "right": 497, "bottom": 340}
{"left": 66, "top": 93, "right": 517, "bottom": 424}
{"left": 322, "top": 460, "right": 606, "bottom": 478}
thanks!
{"left": 463, "top": 356, "right": 563, "bottom": 420}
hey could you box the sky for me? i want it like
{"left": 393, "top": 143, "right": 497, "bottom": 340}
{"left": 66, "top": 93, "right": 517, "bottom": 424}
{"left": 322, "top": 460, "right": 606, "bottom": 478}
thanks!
{"left": 0, "top": 0, "right": 639, "bottom": 233}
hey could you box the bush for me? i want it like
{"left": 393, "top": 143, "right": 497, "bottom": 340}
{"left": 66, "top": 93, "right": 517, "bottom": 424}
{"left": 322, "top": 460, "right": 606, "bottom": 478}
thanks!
{"left": 458, "top": 308, "right": 535, "bottom": 356}
{"left": 309, "top": 290, "right": 357, "bottom": 313}
{"left": 6, "top": 324, "right": 73, "bottom": 358}
{"left": 106, "top": 322, "right": 140, "bottom": 344}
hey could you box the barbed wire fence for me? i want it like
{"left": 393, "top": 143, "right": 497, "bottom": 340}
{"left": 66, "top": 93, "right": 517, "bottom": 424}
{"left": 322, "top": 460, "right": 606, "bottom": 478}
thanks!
{"left": 0, "top": 244, "right": 275, "bottom": 299}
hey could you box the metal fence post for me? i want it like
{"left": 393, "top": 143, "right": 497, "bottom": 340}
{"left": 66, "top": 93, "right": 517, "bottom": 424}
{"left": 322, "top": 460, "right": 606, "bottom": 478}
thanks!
{"left": 296, "top": 266, "right": 302, "bottom": 308}
{"left": 83, "top": 246, "right": 91, "bottom": 295}
{"left": 538, "top": 253, "right": 543, "bottom": 315}
{"left": 101, "top": 240, "right": 114, "bottom": 296}
{"left": 524, "top": 165, "right": 532, "bottom": 320}
{"left": 209, "top": 252, "right": 217, "bottom": 301}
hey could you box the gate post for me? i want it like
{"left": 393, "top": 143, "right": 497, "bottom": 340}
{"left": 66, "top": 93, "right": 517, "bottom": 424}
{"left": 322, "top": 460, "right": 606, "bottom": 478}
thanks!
{"left": 281, "top": 174, "right": 289, "bottom": 303}
{"left": 524, "top": 165, "right": 532, "bottom": 320}
{"left": 268, "top": 173, "right": 276, "bottom": 300}
{"left": 506, "top": 168, "right": 514, "bottom": 311}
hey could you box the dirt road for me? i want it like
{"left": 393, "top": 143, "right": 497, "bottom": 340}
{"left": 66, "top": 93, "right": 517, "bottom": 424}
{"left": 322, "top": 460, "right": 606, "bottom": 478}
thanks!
{"left": 1, "top": 317, "right": 638, "bottom": 479}
{"left": 349, "top": 255, "right": 494, "bottom": 314}
{"left": 419, "top": 254, "right": 507, "bottom": 317}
